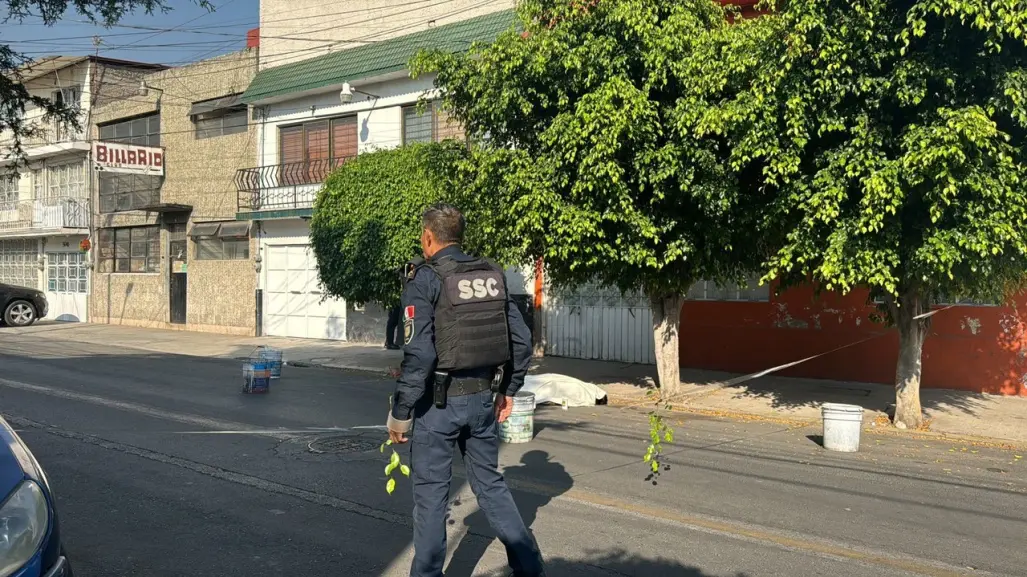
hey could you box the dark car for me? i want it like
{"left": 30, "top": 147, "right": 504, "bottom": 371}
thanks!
{"left": 0, "top": 283, "right": 47, "bottom": 327}
{"left": 0, "top": 415, "right": 72, "bottom": 577}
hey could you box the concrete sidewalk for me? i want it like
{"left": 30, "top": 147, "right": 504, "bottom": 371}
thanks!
{"left": 10, "top": 321, "right": 1027, "bottom": 445}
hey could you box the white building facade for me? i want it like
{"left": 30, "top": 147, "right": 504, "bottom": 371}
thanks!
{"left": 0, "top": 56, "right": 163, "bottom": 323}
{"left": 237, "top": 9, "right": 520, "bottom": 341}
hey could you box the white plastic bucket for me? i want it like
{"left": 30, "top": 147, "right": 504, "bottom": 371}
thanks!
{"left": 821, "top": 403, "right": 863, "bottom": 452}
{"left": 499, "top": 392, "right": 536, "bottom": 444}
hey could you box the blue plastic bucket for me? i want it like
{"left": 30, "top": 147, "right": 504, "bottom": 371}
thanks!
{"left": 259, "top": 346, "right": 283, "bottom": 379}
{"left": 243, "top": 360, "right": 271, "bottom": 394}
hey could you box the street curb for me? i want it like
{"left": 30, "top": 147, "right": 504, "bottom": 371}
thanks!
{"left": 285, "top": 360, "right": 393, "bottom": 375}
{"left": 606, "top": 395, "right": 1027, "bottom": 450}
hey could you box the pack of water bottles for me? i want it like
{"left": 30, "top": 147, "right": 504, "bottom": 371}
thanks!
{"left": 242, "top": 346, "right": 283, "bottom": 394}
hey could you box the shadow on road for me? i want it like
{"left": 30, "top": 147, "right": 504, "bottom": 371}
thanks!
{"left": 447, "top": 450, "right": 573, "bottom": 577}
{"left": 474, "top": 548, "right": 749, "bottom": 577}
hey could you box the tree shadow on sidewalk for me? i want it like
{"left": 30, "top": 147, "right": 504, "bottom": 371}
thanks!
{"left": 446, "top": 450, "right": 573, "bottom": 577}
{"left": 723, "top": 372, "right": 993, "bottom": 418}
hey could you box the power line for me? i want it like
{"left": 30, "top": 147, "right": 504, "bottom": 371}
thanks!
{"left": 11, "top": 0, "right": 509, "bottom": 76}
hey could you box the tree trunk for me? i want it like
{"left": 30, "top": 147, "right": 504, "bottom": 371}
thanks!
{"left": 649, "top": 292, "right": 685, "bottom": 397}
{"left": 890, "top": 289, "right": 931, "bottom": 430}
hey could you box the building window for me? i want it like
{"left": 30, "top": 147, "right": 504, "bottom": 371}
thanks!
{"left": 98, "top": 174, "right": 162, "bottom": 213}
{"left": 189, "top": 221, "right": 250, "bottom": 260}
{"left": 194, "top": 107, "right": 248, "bottom": 139}
{"left": 403, "top": 101, "right": 465, "bottom": 144}
{"left": 32, "top": 162, "right": 85, "bottom": 202}
{"left": 46, "top": 252, "right": 87, "bottom": 293}
{"left": 403, "top": 103, "right": 435, "bottom": 144}
{"left": 0, "top": 175, "right": 17, "bottom": 205}
{"left": 98, "top": 113, "right": 161, "bottom": 147}
{"left": 97, "top": 226, "right": 160, "bottom": 273}
{"left": 686, "top": 277, "right": 769, "bottom": 302}
{"left": 278, "top": 116, "right": 357, "bottom": 184}
{"left": 0, "top": 239, "right": 37, "bottom": 288}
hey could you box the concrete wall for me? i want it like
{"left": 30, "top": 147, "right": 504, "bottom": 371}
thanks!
{"left": 258, "top": 0, "right": 516, "bottom": 69}
{"left": 678, "top": 283, "right": 1027, "bottom": 396}
{"left": 90, "top": 50, "right": 259, "bottom": 335}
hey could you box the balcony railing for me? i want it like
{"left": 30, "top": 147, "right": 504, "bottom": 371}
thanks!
{"left": 235, "top": 157, "right": 354, "bottom": 212}
{"left": 0, "top": 123, "right": 85, "bottom": 151}
{"left": 0, "top": 198, "right": 89, "bottom": 234}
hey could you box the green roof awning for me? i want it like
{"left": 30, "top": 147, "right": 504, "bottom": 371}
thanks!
{"left": 241, "top": 10, "right": 520, "bottom": 105}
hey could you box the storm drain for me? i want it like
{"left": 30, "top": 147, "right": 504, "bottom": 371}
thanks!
{"left": 307, "top": 435, "right": 381, "bottom": 455}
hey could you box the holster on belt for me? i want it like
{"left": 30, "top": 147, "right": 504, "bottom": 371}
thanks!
{"left": 432, "top": 370, "right": 450, "bottom": 409}
{"left": 490, "top": 366, "right": 504, "bottom": 393}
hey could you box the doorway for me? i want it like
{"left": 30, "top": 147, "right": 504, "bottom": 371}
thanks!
{"left": 168, "top": 223, "right": 187, "bottom": 324}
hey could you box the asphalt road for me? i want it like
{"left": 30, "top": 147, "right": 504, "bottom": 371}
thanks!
{"left": 1, "top": 330, "right": 1025, "bottom": 577}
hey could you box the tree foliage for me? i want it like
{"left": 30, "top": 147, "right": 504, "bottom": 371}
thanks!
{"left": 694, "top": 0, "right": 1027, "bottom": 426}
{"left": 412, "top": 0, "right": 773, "bottom": 397}
{"left": 1, "top": 0, "right": 210, "bottom": 166}
{"left": 310, "top": 141, "right": 474, "bottom": 308}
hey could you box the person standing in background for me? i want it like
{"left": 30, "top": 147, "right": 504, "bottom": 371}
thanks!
{"left": 385, "top": 264, "right": 404, "bottom": 350}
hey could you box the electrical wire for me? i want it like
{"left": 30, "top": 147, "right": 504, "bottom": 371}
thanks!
{"left": 10, "top": 0, "right": 508, "bottom": 74}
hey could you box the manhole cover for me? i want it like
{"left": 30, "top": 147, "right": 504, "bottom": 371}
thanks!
{"left": 307, "top": 435, "right": 381, "bottom": 455}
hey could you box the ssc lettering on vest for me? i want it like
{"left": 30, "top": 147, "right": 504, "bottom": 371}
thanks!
{"left": 457, "top": 277, "right": 501, "bottom": 300}
{"left": 444, "top": 272, "right": 505, "bottom": 305}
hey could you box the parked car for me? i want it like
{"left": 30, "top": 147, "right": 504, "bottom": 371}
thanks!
{"left": 0, "top": 415, "right": 72, "bottom": 577}
{"left": 0, "top": 283, "right": 47, "bottom": 327}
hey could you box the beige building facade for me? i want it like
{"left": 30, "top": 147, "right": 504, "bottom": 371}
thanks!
{"left": 0, "top": 56, "right": 162, "bottom": 325}
{"left": 258, "top": 0, "right": 516, "bottom": 69}
{"left": 89, "top": 49, "right": 260, "bottom": 335}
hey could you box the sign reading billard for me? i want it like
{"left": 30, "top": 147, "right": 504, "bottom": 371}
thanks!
{"left": 92, "top": 141, "right": 164, "bottom": 175}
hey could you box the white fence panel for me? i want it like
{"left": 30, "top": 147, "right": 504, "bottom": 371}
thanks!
{"left": 544, "top": 283, "right": 655, "bottom": 365}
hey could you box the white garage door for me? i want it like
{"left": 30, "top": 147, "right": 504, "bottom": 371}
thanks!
{"left": 265, "top": 245, "right": 347, "bottom": 340}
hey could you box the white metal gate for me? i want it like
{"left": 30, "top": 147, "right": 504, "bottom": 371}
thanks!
{"left": 543, "top": 283, "right": 655, "bottom": 364}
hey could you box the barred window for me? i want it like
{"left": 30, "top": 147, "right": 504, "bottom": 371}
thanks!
{"left": 190, "top": 221, "right": 250, "bottom": 261}
{"left": 99, "top": 113, "right": 161, "bottom": 147}
{"left": 194, "top": 107, "right": 248, "bottom": 139}
{"left": 402, "top": 102, "right": 435, "bottom": 144}
{"left": 0, "top": 239, "right": 37, "bottom": 288}
{"left": 98, "top": 173, "right": 162, "bottom": 213}
{"left": 97, "top": 226, "right": 160, "bottom": 273}
{"left": 0, "top": 175, "right": 18, "bottom": 204}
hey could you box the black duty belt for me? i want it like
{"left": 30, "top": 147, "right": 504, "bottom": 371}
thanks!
{"left": 448, "top": 377, "right": 492, "bottom": 397}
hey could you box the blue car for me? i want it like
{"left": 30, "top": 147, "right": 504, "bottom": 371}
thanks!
{"left": 0, "top": 416, "right": 71, "bottom": 577}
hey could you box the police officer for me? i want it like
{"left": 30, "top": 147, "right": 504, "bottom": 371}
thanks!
{"left": 386, "top": 203, "right": 546, "bottom": 577}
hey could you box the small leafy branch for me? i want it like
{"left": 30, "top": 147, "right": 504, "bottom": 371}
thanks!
{"left": 381, "top": 394, "right": 411, "bottom": 495}
{"left": 380, "top": 439, "right": 410, "bottom": 495}
{"left": 643, "top": 388, "right": 674, "bottom": 485}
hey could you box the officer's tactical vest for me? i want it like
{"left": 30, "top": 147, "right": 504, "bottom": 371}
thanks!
{"left": 427, "top": 256, "right": 511, "bottom": 372}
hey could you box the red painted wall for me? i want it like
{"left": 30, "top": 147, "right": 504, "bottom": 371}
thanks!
{"left": 679, "top": 284, "right": 1027, "bottom": 396}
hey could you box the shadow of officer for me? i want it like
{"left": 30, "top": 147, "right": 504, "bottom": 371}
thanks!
{"left": 447, "top": 451, "right": 573, "bottom": 577}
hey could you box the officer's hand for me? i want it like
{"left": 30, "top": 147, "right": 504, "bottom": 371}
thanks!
{"left": 496, "top": 395, "right": 514, "bottom": 423}
{"left": 388, "top": 429, "right": 408, "bottom": 444}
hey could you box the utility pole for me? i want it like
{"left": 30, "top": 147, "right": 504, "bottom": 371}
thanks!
{"left": 88, "top": 35, "right": 108, "bottom": 326}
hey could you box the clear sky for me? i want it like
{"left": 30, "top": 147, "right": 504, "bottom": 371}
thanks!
{"left": 1, "top": 0, "right": 260, "bottom": 67}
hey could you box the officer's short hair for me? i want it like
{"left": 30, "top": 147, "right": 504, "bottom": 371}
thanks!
{"left": 422, "top": 203, "right": 465, "bottom": 245}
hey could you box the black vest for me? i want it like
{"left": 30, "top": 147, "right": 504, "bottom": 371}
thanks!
{"left": 425, "top": 255, "right": 511, "bottom": 372}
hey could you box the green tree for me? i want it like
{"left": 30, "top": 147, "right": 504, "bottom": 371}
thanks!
{"left": 412, "top": 0, "right": 772, "bottom": 397}
{"left": 1, "top": 0, "right": 210, "bottom": 165}
{"left": 310, "top": 141, "right": 474, "bottom": 308}
{"left": 695, "top": 0, "right": 1027, "bottom": 428}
